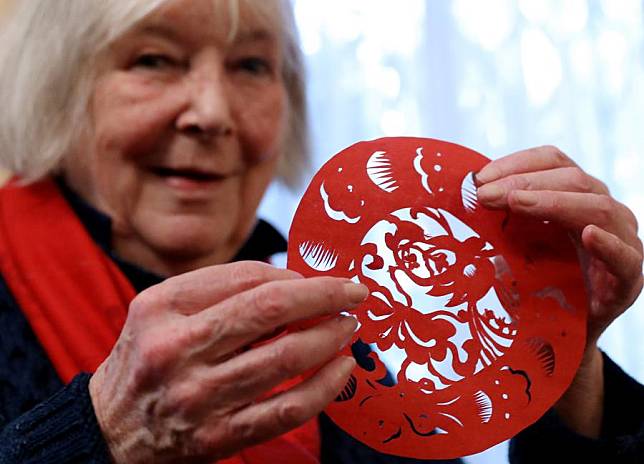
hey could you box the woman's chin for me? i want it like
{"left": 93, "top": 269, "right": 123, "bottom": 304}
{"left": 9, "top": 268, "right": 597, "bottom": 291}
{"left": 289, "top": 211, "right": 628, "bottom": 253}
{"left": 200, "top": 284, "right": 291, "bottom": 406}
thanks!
{"left": 119, "top": 218, "right": 239, "bottom": 273}
{"left": 151, "top": 232, "right": 230, "bottom": 264}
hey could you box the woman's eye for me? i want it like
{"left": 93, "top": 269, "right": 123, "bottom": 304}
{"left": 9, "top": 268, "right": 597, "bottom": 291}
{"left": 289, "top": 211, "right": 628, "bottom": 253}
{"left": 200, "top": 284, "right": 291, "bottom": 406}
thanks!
{"left": 235, "top": 57, "right": 272, "bottom": 75}
{"left": 132, "top": 54, "right": 176, "bottom": 70}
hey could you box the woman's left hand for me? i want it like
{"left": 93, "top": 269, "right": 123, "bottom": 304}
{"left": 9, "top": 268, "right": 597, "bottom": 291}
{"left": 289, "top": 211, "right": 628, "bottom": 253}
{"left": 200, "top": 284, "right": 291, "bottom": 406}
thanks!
{"left": 476, "top": 145, "right": 643, "bottom": 347}
{"left": 475, "top": 145, "right": 643, "bottom": 437}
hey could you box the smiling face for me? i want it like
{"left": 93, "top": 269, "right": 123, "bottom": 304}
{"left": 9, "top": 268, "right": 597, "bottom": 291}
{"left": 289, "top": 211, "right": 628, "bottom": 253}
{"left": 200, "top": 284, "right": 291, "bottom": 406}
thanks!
{"left": 63, "top": 0, "right": 288, "bottom": 276}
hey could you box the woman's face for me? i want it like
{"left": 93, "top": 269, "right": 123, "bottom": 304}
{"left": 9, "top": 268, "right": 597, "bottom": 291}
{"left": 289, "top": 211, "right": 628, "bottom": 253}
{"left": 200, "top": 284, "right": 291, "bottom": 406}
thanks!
{"left": 65, "top": 0, "right": 288, "bottom": 275}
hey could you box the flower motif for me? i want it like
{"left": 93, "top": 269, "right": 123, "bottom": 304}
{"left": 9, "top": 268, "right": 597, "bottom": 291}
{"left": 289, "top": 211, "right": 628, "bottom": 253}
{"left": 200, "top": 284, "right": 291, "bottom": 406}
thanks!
{"left": 356, "top": 208, "right": 512, "bottom": 387}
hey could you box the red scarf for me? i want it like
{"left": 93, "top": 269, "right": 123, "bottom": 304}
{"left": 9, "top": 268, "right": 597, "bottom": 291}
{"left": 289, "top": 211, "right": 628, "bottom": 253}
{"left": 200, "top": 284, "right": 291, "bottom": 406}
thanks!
{"left": 0, "top": 178, "right": 320, "bottom": 464}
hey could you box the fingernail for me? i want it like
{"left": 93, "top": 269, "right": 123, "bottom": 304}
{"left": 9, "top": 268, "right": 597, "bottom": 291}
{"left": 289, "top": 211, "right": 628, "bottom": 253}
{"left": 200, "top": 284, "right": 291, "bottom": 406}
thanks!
{"left": 513, "top": 190, "right": 538, "bottom": 207}
{"left": 587, "top": 225, "right": 612, "bottom": 246}
{"left": 344, "top": 282, "right": 369, "bottom": 304}
{"left": 475, "top": 166, "right": 500, "bottom": 184}
{"left": 338, "top": 316, "right": 358, "bottom": 349}
{"left": 477, "top": 184, "right": 504, "bottom": 203}
{"left": 583, "top": 224, "right": 597, "bottom": 238}
{"left": 337, "top": 314, "right": 358, "bottom": 330}
{"left": 339, "top": 356, "right": 357, "bottom": 373}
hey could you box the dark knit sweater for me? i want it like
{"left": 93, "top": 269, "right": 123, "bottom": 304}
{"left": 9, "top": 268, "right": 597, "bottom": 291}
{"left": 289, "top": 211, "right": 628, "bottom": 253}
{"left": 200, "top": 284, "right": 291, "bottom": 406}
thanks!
{"left": 0, "top": 181, "right": 642, "bottom": 463}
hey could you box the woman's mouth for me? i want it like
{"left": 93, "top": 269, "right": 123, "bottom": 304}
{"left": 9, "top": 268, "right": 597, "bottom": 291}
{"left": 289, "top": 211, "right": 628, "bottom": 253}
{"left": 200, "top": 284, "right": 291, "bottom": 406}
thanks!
{"left": 151, "top": 167, "right": 225, "bottom": 192}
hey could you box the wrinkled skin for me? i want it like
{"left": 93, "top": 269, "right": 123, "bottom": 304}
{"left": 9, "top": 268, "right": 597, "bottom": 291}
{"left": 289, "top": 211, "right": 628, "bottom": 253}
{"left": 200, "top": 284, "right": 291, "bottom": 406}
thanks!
{"left": 91, "top": 262, "right": 366, "bottom": 463}
{"left": 476, "top": 145, "right": 643, "bottom": 438}
{"left": 79, "top": 1, "right": 369, "bottom": 462}
{"left": 65, "top": 0, "right": 287, "bottom": 277}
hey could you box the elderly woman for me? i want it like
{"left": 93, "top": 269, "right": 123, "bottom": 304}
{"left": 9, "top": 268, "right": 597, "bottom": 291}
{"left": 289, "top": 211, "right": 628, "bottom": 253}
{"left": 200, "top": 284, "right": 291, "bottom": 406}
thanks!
{"left": 0, "top": 1, "right": 642, "bottom": 463}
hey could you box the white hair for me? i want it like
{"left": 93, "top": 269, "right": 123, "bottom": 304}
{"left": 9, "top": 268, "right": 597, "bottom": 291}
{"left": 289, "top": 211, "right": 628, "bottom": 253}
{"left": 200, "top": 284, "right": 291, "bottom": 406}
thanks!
{"left": 0, "top": 0, "right": 309, "bottom": 188}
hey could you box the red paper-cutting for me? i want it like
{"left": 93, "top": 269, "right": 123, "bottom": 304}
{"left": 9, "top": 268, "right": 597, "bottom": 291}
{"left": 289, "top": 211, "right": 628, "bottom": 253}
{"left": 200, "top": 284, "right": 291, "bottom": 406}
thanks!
{"left": 287, "top": 137, "right": 587, "bottom": 459}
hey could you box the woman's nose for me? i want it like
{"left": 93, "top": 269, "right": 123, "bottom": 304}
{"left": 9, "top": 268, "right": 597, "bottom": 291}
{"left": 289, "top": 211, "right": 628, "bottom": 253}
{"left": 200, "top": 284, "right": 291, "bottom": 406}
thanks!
{"left": 175, "top": 65, "right": 234, "bottom": 140}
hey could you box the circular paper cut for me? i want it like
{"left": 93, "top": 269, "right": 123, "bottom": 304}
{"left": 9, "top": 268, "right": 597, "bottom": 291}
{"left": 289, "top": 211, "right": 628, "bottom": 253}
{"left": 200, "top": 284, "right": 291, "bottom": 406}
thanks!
{"left": 287, "top": 137, "right": 588, "bottom": 459}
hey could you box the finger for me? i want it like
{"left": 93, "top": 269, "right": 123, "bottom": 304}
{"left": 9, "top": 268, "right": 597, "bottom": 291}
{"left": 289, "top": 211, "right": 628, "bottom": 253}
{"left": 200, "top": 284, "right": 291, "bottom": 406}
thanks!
{"left": 211, "top": 356, "right": 356, "bottom": 457}
{"left": 147, "top": 261, "right": 303, "bottom": 315}
{"left": 477, "top": 167, "right": 609, "bottom": 208}
{"left": 173, "top": 315, "right": 358, "bottom": 416}
{"left": 506, "top": 190, "right": 638, "bottom": 240}
{"left": 582, "top": 225, "right": 644, "bottom": 302}
{"left": 192, "top": 277, "right": 368, "bottom": 356}
{"left": 476, "top": 145, "right": 577, "bottom": 185}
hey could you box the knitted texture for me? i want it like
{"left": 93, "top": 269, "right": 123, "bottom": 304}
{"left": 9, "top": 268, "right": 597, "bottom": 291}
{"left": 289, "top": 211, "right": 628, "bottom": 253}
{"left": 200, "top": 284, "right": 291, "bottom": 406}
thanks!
{"left": 0, "top": 276, "right": 63, "bottom": 432}
{"left": 0, "top": 374, "right": 110, "bottom": 464}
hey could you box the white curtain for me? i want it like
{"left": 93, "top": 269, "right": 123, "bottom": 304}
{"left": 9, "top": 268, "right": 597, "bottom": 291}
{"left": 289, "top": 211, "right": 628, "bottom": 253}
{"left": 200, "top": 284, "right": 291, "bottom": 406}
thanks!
{"left": 260, "top": 1, "right": 644, "bottom": 462}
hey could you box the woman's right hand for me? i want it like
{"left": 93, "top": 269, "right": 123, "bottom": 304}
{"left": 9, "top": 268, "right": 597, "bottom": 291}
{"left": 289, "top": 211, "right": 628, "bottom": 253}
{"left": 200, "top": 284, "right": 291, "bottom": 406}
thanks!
{"left": 89, "top": 261, "right": 367, "bottom": 464}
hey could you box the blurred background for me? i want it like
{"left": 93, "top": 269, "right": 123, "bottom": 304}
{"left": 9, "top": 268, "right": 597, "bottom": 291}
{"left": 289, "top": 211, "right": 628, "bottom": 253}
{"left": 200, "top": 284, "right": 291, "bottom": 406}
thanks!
{"left": 1, "top": 1, "right": 642, "bottom": 463}
{"left": 259, "top": 1, "right": 644, "bottom": 462}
